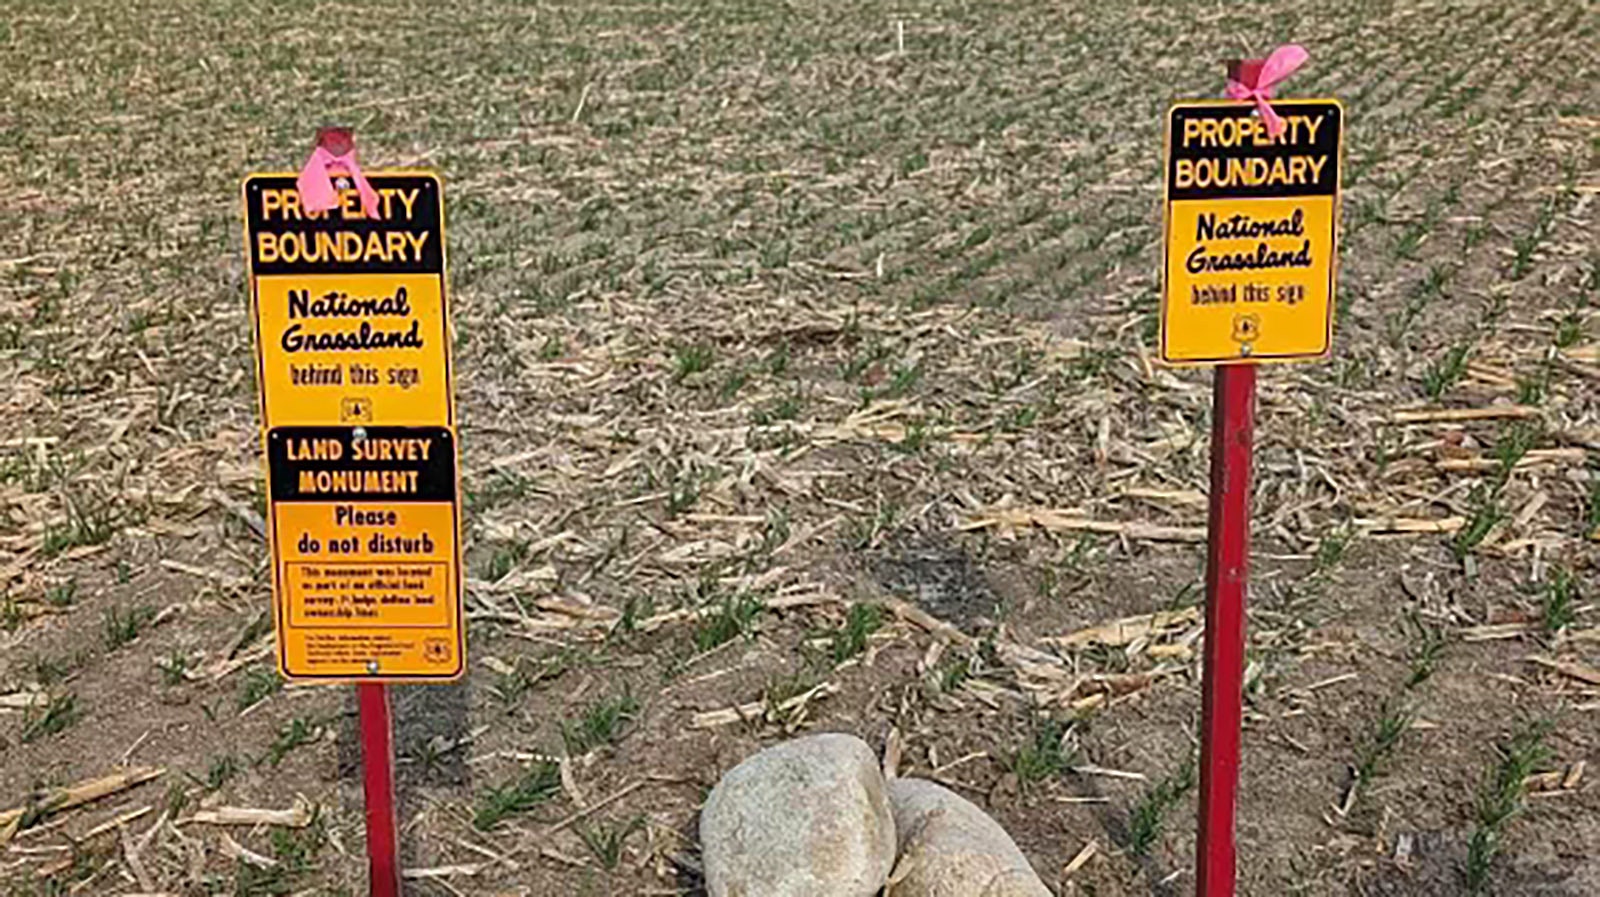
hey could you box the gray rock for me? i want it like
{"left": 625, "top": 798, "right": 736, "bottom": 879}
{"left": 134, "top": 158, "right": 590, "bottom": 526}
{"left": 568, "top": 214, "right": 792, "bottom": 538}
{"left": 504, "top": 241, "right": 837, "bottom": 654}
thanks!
{"left": 700, "top": 733, "right": 896, "bottom": 897}
{"left": 887, "top": 777, "right": 1052, "bottom": 897}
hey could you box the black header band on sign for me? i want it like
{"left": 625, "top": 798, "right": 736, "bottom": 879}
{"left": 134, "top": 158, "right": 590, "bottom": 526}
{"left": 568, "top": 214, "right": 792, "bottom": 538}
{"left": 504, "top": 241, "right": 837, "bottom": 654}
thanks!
{"left": 268, "top": 426, "right": 457, "bottom": 503}
{"left": 244, "top": 174, "right": 443, "bottom": 276}
{"left": 1166, "top": 101, "right": 1341, "bottom": 202}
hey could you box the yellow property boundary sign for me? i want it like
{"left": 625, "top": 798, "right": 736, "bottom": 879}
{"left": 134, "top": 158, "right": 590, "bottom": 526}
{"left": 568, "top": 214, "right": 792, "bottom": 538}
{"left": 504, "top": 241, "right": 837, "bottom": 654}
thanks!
{"left": 242, "top": 172, "right": 464, "bottom": 681}
{"left": 1160, "top": 99, "right": 1344, "bottom": 366}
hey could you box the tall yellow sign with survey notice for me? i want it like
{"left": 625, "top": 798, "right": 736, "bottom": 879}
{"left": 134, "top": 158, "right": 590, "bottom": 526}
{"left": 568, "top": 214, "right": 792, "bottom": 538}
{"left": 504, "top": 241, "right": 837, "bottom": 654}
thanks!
{"left": 243, "top": 172, "right": 464, "bottom": 681}
{"left": 1160, "top": 99, "right": 1343, "bottom": 365}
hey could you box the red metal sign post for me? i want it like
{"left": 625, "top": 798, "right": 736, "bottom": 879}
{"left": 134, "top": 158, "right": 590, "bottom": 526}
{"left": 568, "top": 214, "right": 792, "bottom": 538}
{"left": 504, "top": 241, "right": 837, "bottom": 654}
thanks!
{"left": 315, "top": 133, "right": 401, "bottom": 897}
{"left": 1195, "top": 364, "right": 1256, "bottom": 896}
{"left": 358, "top": 682, "right": 402, "bottom": 896}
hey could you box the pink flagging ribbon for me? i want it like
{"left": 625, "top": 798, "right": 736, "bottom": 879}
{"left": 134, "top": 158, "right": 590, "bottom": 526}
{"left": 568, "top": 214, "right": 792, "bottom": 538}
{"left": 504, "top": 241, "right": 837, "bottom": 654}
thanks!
{"left": 1226, "top": 44, "right": 1309, "bottom": 137}
{"left": 296, "top": 144, "right": 382, "bottom": 219}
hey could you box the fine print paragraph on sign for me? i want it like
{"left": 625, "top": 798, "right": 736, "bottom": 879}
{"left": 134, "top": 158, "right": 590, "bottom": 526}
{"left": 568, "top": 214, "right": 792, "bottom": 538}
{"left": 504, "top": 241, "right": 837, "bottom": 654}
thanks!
{"left": 1161, "top": 99, "right": 1344, "bottom": 365}
{"left": 243, "top": 172, "right": 454, "bottom": 427}
{"left": 265, "top": 426, "right": 463, "bottom": 680}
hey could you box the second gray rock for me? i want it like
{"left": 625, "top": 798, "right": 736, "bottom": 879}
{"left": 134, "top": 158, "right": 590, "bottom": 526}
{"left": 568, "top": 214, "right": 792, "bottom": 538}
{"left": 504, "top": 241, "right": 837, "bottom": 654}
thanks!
{"left": 887, "top": 777, "right": 1052, "bottom": 897}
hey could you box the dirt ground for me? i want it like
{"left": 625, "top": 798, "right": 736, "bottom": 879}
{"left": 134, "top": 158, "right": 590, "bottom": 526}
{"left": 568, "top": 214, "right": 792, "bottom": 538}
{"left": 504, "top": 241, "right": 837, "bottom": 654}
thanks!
{"left": 2, "top": 0, "right": 1598, "bottom": 894}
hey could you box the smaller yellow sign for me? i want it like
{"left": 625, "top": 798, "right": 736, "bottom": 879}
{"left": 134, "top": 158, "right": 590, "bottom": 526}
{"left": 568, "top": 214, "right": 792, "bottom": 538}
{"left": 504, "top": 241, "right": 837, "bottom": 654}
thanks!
{"left": 265, "top": 426, "right": 463, "bottom": 681}
{"left": 1160, "top": 99, "right": 1343, "bottom": 366}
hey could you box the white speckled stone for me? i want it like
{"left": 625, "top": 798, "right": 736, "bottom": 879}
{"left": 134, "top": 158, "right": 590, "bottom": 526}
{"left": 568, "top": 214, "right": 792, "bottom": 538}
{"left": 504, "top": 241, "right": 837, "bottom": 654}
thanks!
{"left": 700, "top": 733, "right": 895, "bottom": 897}
{"left": 887, "top": 777, "right": 1052, "bottom": 897}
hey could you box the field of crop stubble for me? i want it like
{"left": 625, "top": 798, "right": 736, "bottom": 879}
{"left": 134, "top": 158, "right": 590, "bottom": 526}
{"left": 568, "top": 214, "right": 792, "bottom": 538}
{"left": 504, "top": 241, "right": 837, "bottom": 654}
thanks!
{"left": 2, "top": 0, "right": 1598, "bottom": 894}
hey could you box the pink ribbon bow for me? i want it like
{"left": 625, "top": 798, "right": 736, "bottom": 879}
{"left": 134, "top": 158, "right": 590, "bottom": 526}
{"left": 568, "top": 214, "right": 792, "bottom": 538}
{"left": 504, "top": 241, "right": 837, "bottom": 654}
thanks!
{"left": 1226, "top": 44, "right": 1309, "bottom": 138}
{"left": 296, "top": 131, "right": 382, "bottom": 219}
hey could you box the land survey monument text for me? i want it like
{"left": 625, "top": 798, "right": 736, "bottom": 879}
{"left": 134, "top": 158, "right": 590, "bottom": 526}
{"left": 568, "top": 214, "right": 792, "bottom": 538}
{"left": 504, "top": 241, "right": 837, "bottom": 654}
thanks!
{"left": 1161, "top": 100, "right": 1344, "bottom": 365}
{"left": 265, "top": 426, "right": 464, "bottom": 680}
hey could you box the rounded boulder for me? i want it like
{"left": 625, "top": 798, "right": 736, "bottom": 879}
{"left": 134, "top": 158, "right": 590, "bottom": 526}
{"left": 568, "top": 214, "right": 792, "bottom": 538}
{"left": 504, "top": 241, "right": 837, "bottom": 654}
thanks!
{"left": 700, "top": 733, "right": 896, "bottom": 897}
{"left": 887, "top": 777, "right": 1052, "bottom": 897}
